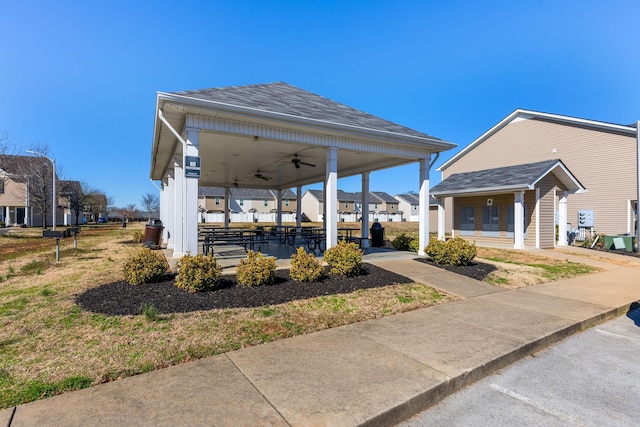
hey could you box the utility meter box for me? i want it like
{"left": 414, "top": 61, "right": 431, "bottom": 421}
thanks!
{"left": 578, "top": 210, "right": 594, "bottom": 228}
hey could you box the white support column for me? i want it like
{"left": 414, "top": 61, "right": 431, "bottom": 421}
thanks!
{"left": 224, "top": 188, "right": 230, "bottom": 230}
{"left": 160, "top": 177, "right": 168, "bottom": 244}
{"left": 437, "top": 197, "right": 446, "bottom": 241}
{"left": 5, "top": 207, "right": 11, "bottom": 226}
{"left": 325, "top": 147, "right": 338, "bottom": 249}
{"left": 361, "top": 172, "right": 370, "bottom": 249}
{"left": 173, "top": 156, "right": 184, "bottom": 255}
{"left": 418, "top": 157, "right": 430, "bottom": 255}
{"left": 296, "top": 186, "right": 302, "bottom": 231}
{"left": 183, "top": 128, "right": 200, "bottom": 256}
{"left": 514, "top": 191, "right": 525, "bottom": 249}
{"left": 558, "top": 191, "right": 568, "bottom": 246}
{"left": 276, "top": 189, "right": 283, "bottom": 229}
{"left": 166, "top": 169, "right": 175, "bottom": 249}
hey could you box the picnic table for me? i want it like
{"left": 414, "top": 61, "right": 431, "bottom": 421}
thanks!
{"left": 201, "top": 228, "right": 266, "bottom": 255}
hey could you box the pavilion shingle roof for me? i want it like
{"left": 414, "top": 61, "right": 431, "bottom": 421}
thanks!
{"left": 174, "top": 82, "right": 439, "bottom": 140}
{"left": 431, "top": 159, "right": 566, "bottom": 195}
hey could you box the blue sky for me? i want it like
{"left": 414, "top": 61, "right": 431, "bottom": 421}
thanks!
{"left": 1, "top": 0, "right": 639, "bottom": 208}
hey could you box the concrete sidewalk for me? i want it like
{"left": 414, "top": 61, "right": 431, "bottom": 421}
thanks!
{"left": 3, "top": 248, "right": 640, "bottom": 426}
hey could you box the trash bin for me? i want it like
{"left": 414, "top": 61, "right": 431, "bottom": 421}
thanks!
{"left": 370, "top": 221, "right": 385, "bottom": 247}
{"left": 144, "top": 219, "right": 164, "bottom": 249}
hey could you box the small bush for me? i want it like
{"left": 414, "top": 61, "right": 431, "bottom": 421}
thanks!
{"left": 392, "top": 233, "right": 418, "bottom": 252}
{"left": 175, "top": 254, "right": 222, "bottom": 292}
{"left": 140, "top": 302, "right": 159, "bottom": 321}
{"left": 122, "top": 247, "right": 168, "bottom": 285}
{"left": 425, "top": 237, "right": 476, "bottom": 266}
{"left": 236, "top": 250, "right": 276, "bottom": 287}
{"left": 132, "top": 230, "right": 144, "bottom": 244}
{"left": 289, "top": 247, "right": 324, "bottom": 282}
{"left": 323, "top": 241, "right": 363, "bottom": 277}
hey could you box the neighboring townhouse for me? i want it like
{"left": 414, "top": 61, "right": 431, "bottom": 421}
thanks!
{"left": 395, "top": 193, "right": 439, "bottom": 231}
{"left": 199, "top": 187, "right": 297, "bottom": 222}
{"left": 435, "top": 110, "right": 637, "bottom": 248}
{"left": 302, "top": 189, "right": 404, "bottom": 222}
{"left": 302, "top": 190, "right": 361, "bottom": 222}
{"left": 0, "top": 155, "right": 63, "bottom": 227}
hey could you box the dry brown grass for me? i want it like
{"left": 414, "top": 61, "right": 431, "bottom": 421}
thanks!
{"left": 0, "top": 223, "right": 454, "bottom": 408}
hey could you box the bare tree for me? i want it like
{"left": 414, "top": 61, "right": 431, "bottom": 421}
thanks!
{"left": 85, "top": 188, "right": 108, "bottom": 224}
{"left": 21, "top": 145, "right": 57, "bottom": 229}
{"left": 141, "top": 192, "right": 160, "bottom": 220}
{"left": 60, "top": 180, "right": 86, "bottom": 226}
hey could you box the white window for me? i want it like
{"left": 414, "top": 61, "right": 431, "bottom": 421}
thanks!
{"left": 507, "top": 204, "right": 527, "bottom": 237}
{"left": 264, "top": 200, "right": 268, "bottom": 207}
{"left": 285, "top": 200, "right": 289, "bottom": 207}
{"left": 239, "top": 199, "right": 244, "bottom": 206}
{"left": 215, "top": 197, "right": 220, "bottom": 206}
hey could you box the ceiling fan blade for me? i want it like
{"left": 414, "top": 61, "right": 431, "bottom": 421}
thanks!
{"left": 300, "top": 161, "right": 316, "bottom": 167}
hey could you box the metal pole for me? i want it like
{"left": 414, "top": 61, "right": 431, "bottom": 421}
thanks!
{"left": 636, "top": 120, "right": 639, "bottom": 251}
{"left": 52, "top": 158, "right": 56, "bottom": 231}
{"left": 55, "top": 238, "right": 60, "bottom": 262}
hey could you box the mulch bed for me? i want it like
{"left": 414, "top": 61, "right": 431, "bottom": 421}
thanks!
{"left": 76, "top": 264, "right": 414, "bottom": 315}
{"left": 413, "top": 258, "right": 498, "bottom": 281}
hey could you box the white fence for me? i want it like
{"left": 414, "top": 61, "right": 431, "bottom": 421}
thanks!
{"left": 203, "top": 212, "right": 296, "bottom": 223}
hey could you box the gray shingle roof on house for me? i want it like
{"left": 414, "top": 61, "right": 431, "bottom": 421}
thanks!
{"left": 395, "top": 193, "right": 420, "bottom": 204}
{"left": 174, "top": 82, "right": 440, "bottom": 140}
{"left": 370, "top": 191, "right": 396, "bottom": 203}
{"left": 431, "top": 159, "right": 583, "bottom": 195}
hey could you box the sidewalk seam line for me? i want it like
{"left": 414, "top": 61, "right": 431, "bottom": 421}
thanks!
{"left": 224, "top": 354, "right": 293, "bottom": 427}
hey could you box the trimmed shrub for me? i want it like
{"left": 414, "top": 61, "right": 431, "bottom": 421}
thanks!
{"left": 425, "top": 237, "right": 477, "bottom": 266}
{"left": 392, "top": 233, "right": 418, "bottom": 252}
{"left": 122, "top": 247, "right": 168, "bottom": 285}
{"left": 323, "top": 240, "right": 363, "bottom": 277}
{"left": 175, "top": 254, "right": 222, "bottom": 293}
{"left": 289, "top": 247, "right": 324, "bottom": 282}
{"left": 132, "top": 230, "right": 144, "bottom": 244}
{"left": 236, "top": 250, "right": 276, "bottom": 287}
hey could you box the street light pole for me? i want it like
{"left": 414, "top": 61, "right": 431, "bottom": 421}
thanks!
{"left": 26, "top": 150, "right": 56, "bottom": 231}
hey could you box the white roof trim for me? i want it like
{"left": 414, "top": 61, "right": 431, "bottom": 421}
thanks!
{"left": 439, "top": 109, "right": 637, "bottom": 171}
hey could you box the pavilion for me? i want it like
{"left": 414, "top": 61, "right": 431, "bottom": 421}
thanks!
{"left": 149, "top": 82, "right": 455, "bottom": 258}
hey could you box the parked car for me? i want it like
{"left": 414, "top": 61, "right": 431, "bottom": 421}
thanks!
{"left": 97, "top": 217, "right": 108, "bottom": 223}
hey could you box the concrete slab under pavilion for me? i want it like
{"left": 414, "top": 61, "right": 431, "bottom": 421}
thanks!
{"left": 150, "top": 82, "right": 455, "bottom": 258}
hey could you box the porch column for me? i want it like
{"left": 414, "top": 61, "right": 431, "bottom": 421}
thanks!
{"left": 296, "top": 185, "right": 302, "bottom": 231}
{"left": 325, "top": 147, "right": 338, "bottom": 249}
{"left": 166, "top": 169, "right": 175, "bottom": 249}
{"left": 557, "top": 191, "right": 568, "bottom": 246}
{"left": 361, "top": 172, "right": 370, "bottom": 249}
{"left": 276, "top": 189, "right": 283, "bottom": 228}
{"left": 183, "top": 128, "right": 200, "bottom": 256}
{"left": 224, "top": 188, "right": 230, "bottom": 230}
{"left": 418, "top": 157, "right": 430, "bottom": 255}
{"left": 159, "top": 176, "right": 168, "bottom": 244}
{"left": 514, "top": 191, "right": 525, "bottom": 249}
{"left": 173, "top": 156, "right": 183, "bottom": 255}
{"left": 437, "top": 197, "right": 445, "bottom": 241}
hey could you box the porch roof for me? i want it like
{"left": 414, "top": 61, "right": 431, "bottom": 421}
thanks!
{"left": 431, "top": 159, "right": 586, "bottom": 197}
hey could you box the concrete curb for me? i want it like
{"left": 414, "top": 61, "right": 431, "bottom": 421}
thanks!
{"left": 361, "top": 303, "right": 633, "bottom": 427}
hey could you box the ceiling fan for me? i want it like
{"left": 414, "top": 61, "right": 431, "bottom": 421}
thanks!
{"left": 254, "top": 170, "right": 271, "bottom": 181}
{"left": 291, "top": 154, "right": 316, "bottom": 169}
{"left": 233, "top": 180, "right": 239, "bottom": 188}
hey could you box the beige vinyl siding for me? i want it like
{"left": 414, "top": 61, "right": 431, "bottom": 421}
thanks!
{"left": 0, "top": 179, "right": 27, "bottom": 206}
{"left": 452, "top": 192, "right": 536, "bottom": 247}
{"left": 443, "top": 118, "right": 637, "bottom": 235}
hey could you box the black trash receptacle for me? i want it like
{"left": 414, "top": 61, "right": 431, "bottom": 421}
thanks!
{"left": 144, "top": 219, "right": 164, "bottom": 249}
{"left": 370, "top": 221, "right": 385, "bottom": 247}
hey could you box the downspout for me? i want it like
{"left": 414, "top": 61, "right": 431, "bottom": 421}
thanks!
{"left": 429, "top": 152, "right": 440, "bottom": 170}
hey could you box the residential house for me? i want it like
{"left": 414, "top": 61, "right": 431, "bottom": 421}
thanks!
{"left": 435, "top": 110, "right": 637, "bottom": 248}
{"left": 199, "top": 187, "right": 297, "bottom": 222}
{"left": 395, "top": 193, "right": 439, "bottom": 231}
{"left": 0, "top": 155, "right": 63, "bottom": 227}
{"left": 302, "top": 189, "right": 405, "bottom": 222}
